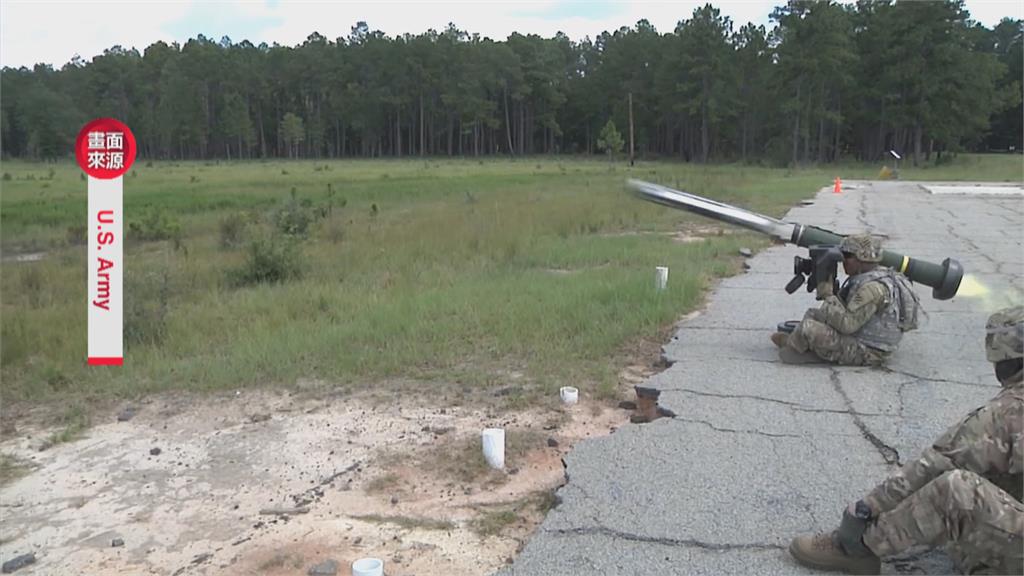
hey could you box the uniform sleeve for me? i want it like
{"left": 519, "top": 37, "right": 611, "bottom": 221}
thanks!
{"left": 819, "top": 281, "right": 888, "bottom": 335}
{"left": 865, "top": 391, "right": 1023, "bottom": 513}
{"left": 1010, "top": 426, "right": 1023, "bottom": 476}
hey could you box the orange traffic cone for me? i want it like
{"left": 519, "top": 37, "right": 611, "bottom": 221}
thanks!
{"left": 833, "top": 177, "right": 842, "bottom": 194}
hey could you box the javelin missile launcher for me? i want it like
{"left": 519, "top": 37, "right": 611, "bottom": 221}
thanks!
{"left": 627, "top": 179, "right": 963, "bottom": 300}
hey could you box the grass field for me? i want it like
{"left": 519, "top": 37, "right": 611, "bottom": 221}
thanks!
{"left": 2, "top": 154, "right": 1021, "bottom": 407}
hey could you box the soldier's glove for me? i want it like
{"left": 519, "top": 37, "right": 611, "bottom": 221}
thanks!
{"left": 815, "top": 279, "right": 835, "bottom": 300}
{"left": 836, "top": 500, "right": 875, "bottom": 557}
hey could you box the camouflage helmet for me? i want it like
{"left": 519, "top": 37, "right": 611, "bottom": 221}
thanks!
{"left": 985, "top": 305, "right": 1024, "bottom": 363}
{"left": 839, "top": 234, "right": 883, "bottom": 263}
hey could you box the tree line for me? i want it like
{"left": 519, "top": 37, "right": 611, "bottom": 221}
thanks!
{"left": 2, "top": 0, "right": 1021, "bottom": 166}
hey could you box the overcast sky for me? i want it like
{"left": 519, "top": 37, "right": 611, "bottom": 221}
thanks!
{"left": 2, "top": 0, "right": 1021, "bottom": 70}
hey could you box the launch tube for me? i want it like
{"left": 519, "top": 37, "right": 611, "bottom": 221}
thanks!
{"left": 628, "top": 179, "right": 963, "bottom": 300}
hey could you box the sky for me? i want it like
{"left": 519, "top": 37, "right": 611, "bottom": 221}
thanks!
{"left": 2, "top": 0, "right": 1021, "bottom": 70}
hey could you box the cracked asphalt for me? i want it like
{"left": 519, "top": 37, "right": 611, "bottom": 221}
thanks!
{"left": 499, "top": 181, "right": 1024, "bottom": 575}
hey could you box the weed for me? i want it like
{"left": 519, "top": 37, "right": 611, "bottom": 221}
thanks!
{"left": 42, "top": 365, "right": 72, "bottom": 392}
{"left": 471, "top": 510, "right": 518, "bottom": 537}
{"left": 257, "top": 553, "right": 304, "bottom": 571}
{"left": 219, "top": 211, "right": 251, "bottom": 249}
{"left": 0, "top": 453, "right": 33, "bottom": 486}
{"left": 365, "top": 472, "right": 401, "bottom": 493}
{"left": 229, "top": 234, "right": 304, "bottom": 286}
{"left": 532, "top": 489, "right": 559, "bottom": 513}
{"left": 128, "top": 209, "right": 181, "bottom": 243}
{"left": 124, "top": 270, "right": 171, "bottom": 348}
{"left": 274, "top": 192, "right": 315, "bottom": 238}
{"left": 353, "top": 514, "right": 455, "bottom": 532}
{"left": 40, "top": 404, "right": 90, "bottom": 450}
{"left": 67, "top": 223, "right": 86, "bottom": 245}
{"left": 20, "top": 265, "right": 44, "bottom": 308}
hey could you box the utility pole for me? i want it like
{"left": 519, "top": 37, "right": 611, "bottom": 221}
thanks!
{"left": 628, "top": 92, "right": 635, "bottom": 166}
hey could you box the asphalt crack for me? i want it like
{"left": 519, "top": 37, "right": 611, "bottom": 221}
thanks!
{"left": 665, "top": 387, "right": 884, "bottom": 416}
{"left": 857, "top": 192, "right": 872, "bottom": 231}
{"left": 879, "top": 367, "right": 992, "bottom": 389}
{"left": 670, "top": 417, "right": 802, "bottom": 438}
{"left": 789, "top": 406, "right": 885, "bottom": 417}
{"left": 663, "top": 387, "right": 804, "bottom": 408}
{"left": 829, "top": 368, "right": 901, "bottom": 466}
{"left": 896, "top": 380, "right": 910, "bottom": 419}
{"left": 549, "top": 526, "right": 784, "bottom": 552}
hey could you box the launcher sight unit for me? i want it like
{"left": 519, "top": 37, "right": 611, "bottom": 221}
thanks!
{"left": 627, "top": 179, "right": 963, "bottom": 300}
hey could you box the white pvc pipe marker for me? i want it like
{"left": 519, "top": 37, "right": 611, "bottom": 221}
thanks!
{"left": 351, "top": 558, "right": 383, "bottom": 576}
{"left": 482, "top": 428, "right": 505, "bottom": 470}
{"left": 560, "top": 386, "right": 579, "bottom": 405}
{"left": 656, "top": 266, "right": 669, "bottom": 291}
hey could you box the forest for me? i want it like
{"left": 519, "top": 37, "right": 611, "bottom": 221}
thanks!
{"left": 2, "top": 0, "right": 1021, "bottom": 166}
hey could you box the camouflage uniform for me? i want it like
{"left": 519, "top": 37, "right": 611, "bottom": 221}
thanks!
{"left": 786, "top": 234, "right": 907, "bottom": 366}
{"left": 862, "top": 391, "right": 1023, "bottom": 573}
{"left": 860, "top": 307, "right": 1024, "bottom": 574}
{"left": 789, "top": 307, "right": 1024, "bottom": 574}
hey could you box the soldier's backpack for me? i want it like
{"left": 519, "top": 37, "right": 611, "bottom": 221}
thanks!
{"left": 892, "top": 271, "right": 923, "bottom": 332}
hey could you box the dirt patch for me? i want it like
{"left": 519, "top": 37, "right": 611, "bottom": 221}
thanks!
{"left": 596, "top": 225, "right": 733, "bottom": 244}
{"left": 541, "top": 263, "right": 609, "bottom": 276}
{"left": 0, "top": 387, "right": 631, "bottom": 576}
{"left": 0, "top": 251, "right": 47, "bottom": 263}
{"left": 671, "top": 225, "right": 733, "bottom": 244}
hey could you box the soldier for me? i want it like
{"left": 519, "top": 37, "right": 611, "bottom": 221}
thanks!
{"left": 771, "top": 234, "right": 921, "bottom": 365}
{"left": 789, "top": 305, "right": 1024, "bottom": 575}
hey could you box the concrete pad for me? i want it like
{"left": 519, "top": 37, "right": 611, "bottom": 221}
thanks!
{"left": 924, "top": 185, "right": 1024, "bottom": 196}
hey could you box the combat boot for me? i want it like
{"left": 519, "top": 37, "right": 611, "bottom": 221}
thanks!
{"left": 789, "top": 531, "right": 881, "bottom": 575}
{"left": 770, "top": 332, "right": 789, "bottom": 348}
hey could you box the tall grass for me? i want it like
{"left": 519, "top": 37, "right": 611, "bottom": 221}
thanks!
{"left": 1, "top": 155, "right": 1019, "bottom": 403}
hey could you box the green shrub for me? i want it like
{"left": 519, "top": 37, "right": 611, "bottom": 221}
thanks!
{"left": 128, "top": 209, "right": 181, "bottom": 243}
{"left": 230, "top": 235, "right": 304, "bottom": 286}
{"left": 274, "top": 194, "right": 315, "bottom": 238}
{"left": 219, "top": 212, "right": 251, "bottom": 248}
